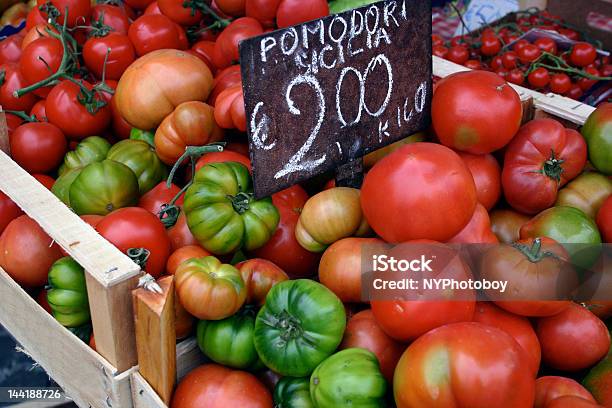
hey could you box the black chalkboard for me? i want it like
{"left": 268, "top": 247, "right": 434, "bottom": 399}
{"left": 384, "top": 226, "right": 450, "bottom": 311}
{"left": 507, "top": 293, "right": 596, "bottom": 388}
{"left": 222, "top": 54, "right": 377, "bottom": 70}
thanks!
{"left": 240, "top": 0, "right": 432, "bottom": 198}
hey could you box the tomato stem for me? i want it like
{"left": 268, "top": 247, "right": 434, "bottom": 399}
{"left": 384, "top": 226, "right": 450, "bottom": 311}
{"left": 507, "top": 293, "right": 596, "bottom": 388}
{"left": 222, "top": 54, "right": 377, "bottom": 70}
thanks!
{"left": 227, "top": 192, "right": 253, "bottom": 214}
{"left": 184, "top": 0, "right": 231, "bottom": 28}
{"left": 4, "top": 110, "right": 38, "bottom": 122}
{"left": 126, "top": 248, "right": 151, "bottom": 270}
{"left": 512, "top": 238, "right": 558, "bottom": 263}
{"left": 540, "top": 149, "right": 565, "bottom": 182}
{"left": 527, "top": 52, "right": 612, "bottom": 80}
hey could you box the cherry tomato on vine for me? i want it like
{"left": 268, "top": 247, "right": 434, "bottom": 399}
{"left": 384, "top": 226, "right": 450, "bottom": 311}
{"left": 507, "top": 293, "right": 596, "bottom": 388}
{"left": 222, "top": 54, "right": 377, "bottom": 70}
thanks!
{"left": 550, "top": 73, "right": 572, "bottom": 94}
{"left": 464, "top": 60, "right": 481, "bottom": 70}
{"left": 601, "top": 64, "right": 612, "bottom": 77}
{"left": 566, "top": 83, "right": 584, "bottom": 100}
{"left": 30, "top": 100, "right": 47, "bottom": 121}
{"left": 10, "top": 122, "right": 67, "bottom": 173}
{"left": 518, "top": 43, "right": 542, "bottom": 63}
{"left": 534, "top": 37, "right": 558, "bottom": 55}
{"left": 0, "top": 35, "right": 23, "bottom": 65}
{"left": 528, "top": 67, "right": 550, "bottom": 88}
{"left": 128, "top": 14, "right": 184, "bottom": 56}
{"left": 446, "top": 45, "right": 469, "bottom": 65}
{"left": 495, "top": 67, "right": 509, "bottom": 78}
{"left": 490, "top": 55, "right": 504, "bottom": 70}
{"left": 245, "top": 0, "right": 281, "bottom": 27}
{"left": 158, "top": 0, "right": 202, "bottom": 26}
{"left": 501, "top": 51, "right": 518, "bottom": 69}
{"left": 276, "top": 0, "right": 329, "bottom": 29}
{"left": 432, "top": 44, "right": 448, "bottom": 58}
{"left": 558, "top": 28, "right": 579, "bottom": 41}
{"left": 90, "top": 4, "right": 130, "bottom": 35}
{"left": 83, "top": 33, "right": 136, "bottom": 80}
{"left": 513, "top": 39, "right": 529, "bottom": 53}
{"left": 20, "top": 37, "right": 64, "bottom": 98}
{"left": 577, "top": 66, "right": 600, "bottom": 91}
{"left": 36, "top": 0, "right": 92, "bottom": 28}
{"left": 570, "top": 42, "right": 597, "bottom": 67}
{"left": 0, "top": 63, "right": 38, "bottom": 112}
{"left": 450, "top": 35, "right": 467, "bottom": 47}
{"left": 506, "top": 69, "right": 525, "bottom": 85}
{"left": 480, "top": 35, "right": 501, "bottom": 57}
{"left": 432, "top": 34, "right": 443, "bottom": 47}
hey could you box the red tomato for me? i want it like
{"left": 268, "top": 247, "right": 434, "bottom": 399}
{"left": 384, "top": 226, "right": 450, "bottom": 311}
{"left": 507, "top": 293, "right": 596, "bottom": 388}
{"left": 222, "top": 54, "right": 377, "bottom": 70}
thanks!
{"left": 235, "top": 258, "right": 289, "bottom": 305}
{"left": 214, "top": 84, "right": 246, "bottom": 131}
{"left": 394, "top": 322, "right": 535, "bottom": 408}
{"left": 168, "top": 211, "right": 198, "bottom": 251}
{"left": 507, "top": 68, "right": 525, "bottom": 85}
{"left": 138, "top": 182, "right": 183, "bottom": 216}
{"left": 596, "top": 195, "right": 612, "bottom": 243}
{"left": 464, "top": 59, "right": 481, "bottom": 70}
{"left": 546, "top": 396, "right": 603, "bottom": 408}
{"left": 158, "top": 0, "right": 202, "bottom": 25}
{"left": 110, "top": 95, "right": 132, "bottom": 140}
{"left": 558, "top": 28, "right": 579, "bottom": 41}
{"left": 124, "top": 0, "right": 155, "bottom": 10}
{"left": 473, "top": 301, "right": 541, "bottom": 375}
{"left": 502, "top": 119, "right": 587, "bottom": 214}
{"left": 246, "top": 0, "right": 281, "bottom": 27}
{"left": 535, "top": 376, "right": 597, "bottom": 408}
{"left": 20, "top": 37, "right": 64, "bottom": 98}
{"left": 513, "top": 39, "right": 529, "bottom": 53}
{"left": 166, "top": 245, "right": 211, "bottom": 275}
{"left": 432, "top": 70, "right": 522, "bottom": 154}
{"left": 37, "top": 289, "right": 52, "bottom": 314}
{"left": 528, "top": 67, "right": 550, "bottom": 88}
{"left": 432, "top": 44, "right": 448, "bottom": 58}
{"left": 570, "top": 42, "right": 597, "bottom": 67}
{"left": 481, "top": 35, "right": 501, "bottom": 56}
{"left": 536, "top": 303, "right": 610, "bottom": 372}
{"left": 518, "top": 44, "right": 542, "bottom": 63}
{"left": 37, "top": 0, "right": 92, "bottom": 28}
{"left": 26, "top": 7, "right": 46, "bottom": 31}
{"left": 490, "top": 55, "right": 504, "bottom": 70}
{"left": 502, "top": 51, "right": 518, "bottom": 69}
{"left": 0, "top": 192, "right": 23, "bottom": 234}
{"left": 577, "top": 67, "right": 600, "bottom": 91}
{"left": 447, "top": 203, "right": 498, "bottom": 244}
{"left": 566, "top": 84, "right": 584, "bottom": 100}
{"left": 446, "top": 45, "right": 469, "bottom": 64}
{"left": 340, "top": 309, "right": 404, "bottom": 382}
{"left": 457, "top": 152, "right": 501, "bottom": 210}
{"left": 32, "top": 174, "right": 55, "bottom": 190}
{"left": 362, "top": 143, "right": 476, "bottom": 242}
{"left": 251, "top": 185, "right": 319, "bottom": 278}
{"left": 216, "top": 0, "right": 246, "bottom": 17}
{"left": 171, "top": 364, "right": 272, "bottom": 408}
{"left": 30, "top": 99, "right": 47, "bottom": 121}
{"left": 0, "top": 35, "right": 23, "bottom": 65}
{"left": 276, "top": 0, "right": 328, "bottom": 28}
{"left": 213, "top": 17, "right": 263, "bottom": 70}
{"left": 97, "top": 207, "right": 172, "bottom": 278}
{"left": 46, "top": 80, "right": 111, "bottom": 140}
{"left": 191, "top": 41, "right": 217, "bottom": 74}
{"left": 0, "top": 63, "right": 37, "bottom": 112}
{"left": 208, "top": 64, "right": 241, "bottom": 105}
{"left": 128, "top": 14, "right": 184, "bottom": 56}
{"left": 195, "top": 150, "right": 251, "bottom": 173}
{"left": 0, "top": 215, "right": 63, "bottom": 287}
{"left": 550, "top": 73, "right": 572, "bottom": 94}
{"left": 90, "top": 4, "right": 130, "bottom": 35}
{"left": 144, "top": 1, "right": 162, "bottom": 14}
{"left": 431, "top": 34, "right": 443, "bottom": 47}
{"left": 83, "top": 33, "right": 136, "bottom": 80}
{"left": 534, "top": 37, "right": 558, "bottom": 54}
{"left": 10, "top": 122, "right": 67, "bottom": 173}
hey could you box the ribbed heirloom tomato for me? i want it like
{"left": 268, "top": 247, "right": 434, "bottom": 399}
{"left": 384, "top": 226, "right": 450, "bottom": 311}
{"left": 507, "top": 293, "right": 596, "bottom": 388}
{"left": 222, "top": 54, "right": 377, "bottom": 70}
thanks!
{"left": 535, "top": 376, "right": 597, "bottom": 408}
{"left": 235, "top": 258, "right": 288, "bottom": 306}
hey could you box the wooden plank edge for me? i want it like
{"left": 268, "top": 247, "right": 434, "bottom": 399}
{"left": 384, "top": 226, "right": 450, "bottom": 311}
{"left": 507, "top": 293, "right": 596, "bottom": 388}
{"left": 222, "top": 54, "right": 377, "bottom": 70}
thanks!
{"left": 131, "top": 371, "right": 167, "bottom": 408}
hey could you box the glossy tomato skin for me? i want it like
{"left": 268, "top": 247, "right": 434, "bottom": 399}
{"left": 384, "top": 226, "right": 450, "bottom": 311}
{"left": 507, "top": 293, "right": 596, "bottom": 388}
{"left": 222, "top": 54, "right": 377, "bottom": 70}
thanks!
{"left": 251, "top": 185, "right": 319, "bottom": 279}
{"left": 32, "top": 174, "right": 55, "bottom": 190}
{"left": 168, "top": 211, "right": 198, "bottom": 251}
{"left": 83, "top": 33, "right": 136, "bottom": 80}
{"left": 0, "top": 192, "right": 23, "bottom": 235}
{"left": 394, "top": 322, "right": 535, "bottom": 408}
{"left": 20, "top": 37, "right": 64, "bottom": 97}
{"left": 581, "top": 103, "right": 612, "bottom": 175}
{"left": 276, "top": 0, "right": 328, "bottom": 28}
{"left": 535, "top": 376, "right": 596, "bottom": 408}
{"left": 254, "top": 279, "right": 346, "bottom": 377}
{"left": 195, "top": 150, "right": 251, "bottom": 172}
{"left": 235, "top": 258, "right": 288, "bottom": 306}
{"left": 213, "top": 17, "right": 263, "bottom": 69}
{"left": 0, "top": 34, "right": 23, "bottom": 64}
{"left": 432, "top": 70, "right": 522, "bottom": 154}
{"left": 502, "top": 119, "right": 587, "bottom": 214}
{"left": 128, "top": 14, "right": 183, "bottom": 56}
{"left": 46, "top": 257, "right": 90, "bottom": 327}
{"left": 0, "top": 63, "right": 37, "bottom": 112}
{"left": 46, "top": 80, "right": 111, "bottom": 140}
{"left": 447, "top": 203, "right": 498, "bottom": 244}
{"left": 106, "top": 139, "right": 167, "bottom": 195}
{"left": 583, "top": 343, "right": 612, "bottom": 407}
{"left": 489, "top": 208, "right": 530, "bottom": 244}
{"left": 30, "top": 99, "right": 47, "bottom": 121}
{"left": 10, "top": 122, "right": 67, "bottom": 173}
{"left": 340, "top": 309, "right": 404, "bottom": 382}
{"left": 208, "top": 64, "right": 241, "bottom": 105}
{"left": 546, "top": 396, "right": 603, "bottom": 407}
{"left": 536, "top": 303, "right": 610, "bottom": 371}
{"left": 458, "top": 152, "right": 501, "bottom": 210}
{"left": 0, "top": 215, "right": 63, "bottom": 287}
{"left": 59, "top": 136, "right": 110, "bottom": 176}
{"left": 37, "top": 0, "right": 91, "bottom": 28}
{"left": 596, "top": 195, "right": 612, "bottom": 243}
{"left": 158, "top": 0, "right": 202, "bottom": 25}
{"left": 550, "top": 73, "right": 572, "bottom": 94}
{"left": 97, "top": 207, "right": 171, "bottom": 278}
{"left": 214, "top": 84, "right": 246, "bottom": 131}
{"left": 362, "top": 143, "right": 477, "bottom": 242}
{"left": 166, "top": 245, "right": 211, "bottom": 275}
{"left": 190, "top": 40, "right": 217, "bottom": 73}
{"left": 171, "top": 364, "right": 272, "bottom": 408}
{"left": 571, "top": 42, "right": 597, "bottom": 67}
{"left": 138, "top": 182, "right": 183, "bottom": 216}
{"left": 273, "top": 377, "right": 312, "bottom": 407}
{"left": 216, "top": 0, "right": 246, "bottom": 16}
{"left": 124, "top": 0, "right": 155, "bottom": 10}
{"left": 473, "top": 301, "right": 541, "bottom": 375}
{"left": 528, "top": 67, "right": 550, "bottom": 89}
{"left": 246, "top": 0, "right": 281, "bottom": 27}
{"left": 556, "top": 172, "right": 612, "bottom": 219}
{"left": 91, "top": 4, "right": 130, "bottom": 35}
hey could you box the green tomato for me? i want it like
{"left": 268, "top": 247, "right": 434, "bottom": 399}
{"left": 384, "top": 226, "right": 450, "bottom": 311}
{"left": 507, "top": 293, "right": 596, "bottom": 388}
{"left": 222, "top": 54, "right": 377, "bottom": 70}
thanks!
{"left": 47, "top": 257, "right": 90, "bottom": 328}
{"left": 196, "top": 307, "right": 261, "bottom": 370}
{"left": 52, "top": 167, "right": 83, "bottom": 207}
{"left": 582, "top": 102, "right": 612, "bottom": 175}
{"left": 106, "top": 139, "right": 167, "bottom": 195}
{"left": 129, "top": 128, "right": 155, "bottom": 147}
{"left": 254, "top": 279, "right": 346, "bottom": 377}
{"left": 59, "top": 136, "right": 111, "bottom": 176}
{"left": 274, "top": 377, "right": 314, "bottom": 408}
{"left": 183, "top": 162, "right": 280, "bottom": 255}
{"left": 69, "top": 160, "right": 140, "bottom": 215}
{"left": 556, "top": 172, "right": 612, "bottom": 219}
{"left": 521, "top": 206, "right": 602, "bottom": 269}
{"left": 310, "top": 348, "right": 387, "bottom": 408}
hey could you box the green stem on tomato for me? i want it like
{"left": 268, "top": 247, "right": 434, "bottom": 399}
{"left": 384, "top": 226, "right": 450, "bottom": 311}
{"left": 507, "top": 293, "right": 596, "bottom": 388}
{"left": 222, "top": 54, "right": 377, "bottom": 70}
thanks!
{"left": 4, "top": 110, "right": 38, "bottom": 122}
{"left": 183, "top": 0, "right": 231, "bottom": 28}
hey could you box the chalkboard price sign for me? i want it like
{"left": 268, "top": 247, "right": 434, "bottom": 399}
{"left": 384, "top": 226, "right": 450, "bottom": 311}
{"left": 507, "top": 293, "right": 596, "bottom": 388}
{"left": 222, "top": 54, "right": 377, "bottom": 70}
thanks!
{"left": 240, "top": 0, "right": 432, "bottom": 198}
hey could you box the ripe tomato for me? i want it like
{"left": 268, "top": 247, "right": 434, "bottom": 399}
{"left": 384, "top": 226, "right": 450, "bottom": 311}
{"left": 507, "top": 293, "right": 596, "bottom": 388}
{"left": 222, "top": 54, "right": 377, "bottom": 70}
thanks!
{"left": 362, "top": 143, "right": 476, "bottom": 242}
{"left": 157, "top": 0, "right": 202, "bottom": 25}
{"left": 550, "top": 73, "right": 572, "bottom": 94}
{"left": 10, "top": 122, "right": 67, "bottom": 174}
{"left": 502, "top": 119, "right": 587, "bottom": 214}
{"left": 214, "top": 84, "right": 246, "bottom": 131}
{"left": 319, "top": 237, "right": 383, "bottom": 303}
{"left": 195, "top": 150, "right": 251, "bottom": 172}
{"left": 0, "top": 34, "right": 23, "bottom": 65}
{"left": 83, "top": 33, "right": 136, "bottom": 80}
{"left": 276, "top": 0, "right": 328, "bottom": 28}
{"left": 0, "top": 215, "right": 63, "bottom": 287}
{"left": 144, "top": 1, "right": 161, "bottom": 14}
{"left": 446, "top": 45, "right": 469, "bottom": 64}
{"left": 37, "top": 0, "right": 92, "bottom": 28}
{"left": 190, "top": 40, "right": 217, "bottom": 73}
{"left": 489, "top": 208, "right": 530, "bottom": 244}
{"left": 340, "top": 309, "right": 404, "bottom": 382}
{"left": 110, "top": 95, "right": 132, "bottom": 140}
{"left": 502, "top": 51, "right": 518, "bottom": 69}
{"left": 481, "top": 35, "right": 501, "bottom": 56}
{"left": 546, "top": 396, "right": 603, "bottom": 407}
{"left": 447, "top": 203, "right": 498, "bottom": 244}
{"left": 578, "top": 67, "right": 600, "bottom": 91}
{"left": 432, "top": 70, "right": 522, "bottom": 154}
{"left": 464, "top": 59, "right": 481, "bottom": 69}
{"left": 124, "top": 0, "right": 155, "bottom": 10}
{"left": 90, "top": 4, "right": 130, "bottom": 35}
{"left": 168, "top": 211, "right": 198, "bottom": 251}
{"left": 208, "top": 64, "right": 241, "bottom": 105}
{"left": 30, "top": 99, "right": 47, "bottom": 122}
{"left": 566, "top": 83, "right": 584, "bottom": 100}
{"left": 457, "top": 152, "right": 501, "bottom": 210}
{"left": 0, "top": 63, "right": 37, "bottom": 112}
{"left": 394, "top": 322, "right": 535, "bottom": 408}
{"left": 518, "top": 43, "right": 542, "bottom": 63}
{"left": 138, "top": 182, "right": 183, "bottom": 216}
{"left": 171, "top": 364, "right": 272, "bottom": 408}
{"left": 166, "top": 245, "right": 211, "bottom": 275}
{"left": 97, "top": 207, "right": 171, "bottom": 278}
{"left": 128, "top": 14, "right": 184, "bottom": 56}
{"left": 473, "top": 302, "right": 541, "bottom": 376}
{"left": 216, "top": 0, "right": 246, "bottom": 17}
{"left": 535, "top": 376, "right": 597, "bottom": 408}
{"left": 506, "top": 68, "right": 525, "bottom": 85}
{"left": 558, "top": 28, "right": 579, "bottom": 41}
{"left": 597, "top": 195, "right": 612, "bottom": 243}
{"left": 20, "top": 37, "right": 64, "bottom": 98}
{"left": 25, "top": 7, "right": 46, "bottom": 31}
{"left": 534, "top": 37, "right": 558, "bottom": 54}
{"left": 0, "top": 192, "right": 23, "bottom": 234}
{"left": 46, "top": 80, "right": 111, "bottom": 140}
{"left": 528, "top": 67, "right": 550, "bottom": 88}
{"left": 235, "top": 258, "right": 288, "bottom": 306}
{"left": 21, "top": 24, "right": 58, "bottom": 51}
{"left": 536, "top": 303, "right": 610, "bottom": 371}
{"left": 246, "top": 0, "right": 281, "bottom": 27}
{"left": 432, "top": 44, "right": 448, "bottom": 58}
{"left": 116, "top": 49, "right": 214, "bottom": 130}
{"left": 490, "top": 55, "right": 504, "bottom": 70}
{"left": 213, "top": 17, "right": 263, "bottom": 70}
{"left": 513, "top": 39, "right": 529, "bottom": 53}
{"left": 251, "top": 185, "right": 319, "bottom": 279}
{"left": 570, "top": 42, "right": 597, "bottom": 67}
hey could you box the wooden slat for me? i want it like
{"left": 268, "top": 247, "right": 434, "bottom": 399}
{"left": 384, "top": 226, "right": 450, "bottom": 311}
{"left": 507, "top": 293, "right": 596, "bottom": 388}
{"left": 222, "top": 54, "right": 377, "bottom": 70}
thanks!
{"left": 0, "top": 109, "right": 8, "bottom": 154}
{"left": 432, "top": 56, "right": 595, "bottom": 125}
{"left": 0, "top": 267, "right": 128, "bottom": 408}
{"left": 131, "top": 372, "right": 168, "bottom": 408}
{"left": 176, "top": 337, "right": 206, "bottom": 381}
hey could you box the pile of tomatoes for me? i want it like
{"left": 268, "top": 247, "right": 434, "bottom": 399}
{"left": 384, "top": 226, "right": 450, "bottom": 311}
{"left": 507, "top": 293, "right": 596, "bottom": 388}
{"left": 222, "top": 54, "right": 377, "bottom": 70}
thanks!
{"left": 0, "top": 1, "right": 611, "bottom": 407}
{"left": 433, "top": 9, "right": 611, "bottom": 100}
